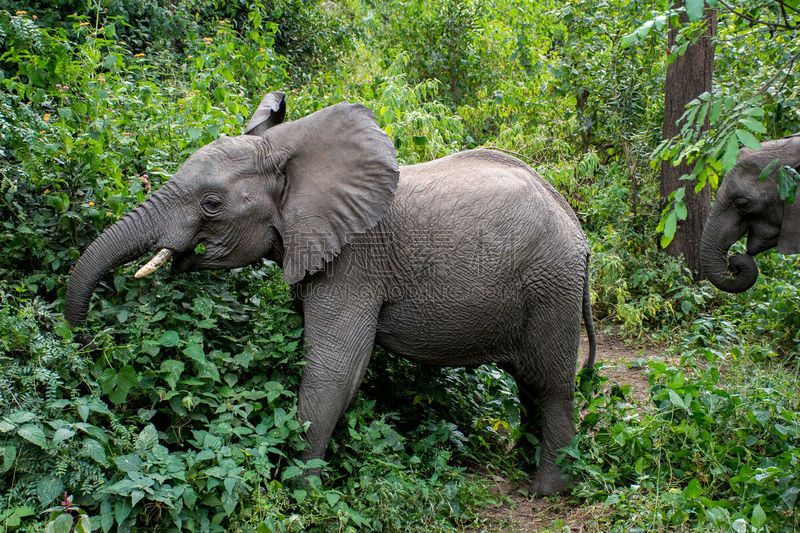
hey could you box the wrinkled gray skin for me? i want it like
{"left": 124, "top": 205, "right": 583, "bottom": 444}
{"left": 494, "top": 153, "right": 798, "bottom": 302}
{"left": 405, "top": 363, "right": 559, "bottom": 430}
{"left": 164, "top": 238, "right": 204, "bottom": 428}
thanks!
{"left": 701, "top": 133, "right": 800, "bottom": 292}
{"left": 65, "top": 92, "right": 596, "bottom": 495}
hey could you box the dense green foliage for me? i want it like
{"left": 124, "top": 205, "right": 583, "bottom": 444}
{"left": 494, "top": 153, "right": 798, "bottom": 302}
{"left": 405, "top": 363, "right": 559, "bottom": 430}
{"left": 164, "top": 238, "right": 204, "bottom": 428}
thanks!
{"left": 0, "top": 0, "right": 798, "bottom": 531}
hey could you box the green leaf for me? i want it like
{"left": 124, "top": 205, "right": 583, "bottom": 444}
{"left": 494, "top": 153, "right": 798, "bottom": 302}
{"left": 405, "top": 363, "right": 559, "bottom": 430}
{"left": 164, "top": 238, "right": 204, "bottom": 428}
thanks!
{"left": 751, "top": 504, "right": 767, "bottom": 528}
{"left": 156, "top": 330, "right": 180, "bottom": 347}
{"left": 686, "top": 0, "right": 704, "bottom": 21}
{"left": 683, "top": 478, "right": 702, "bottom": 499}
{"left": 37, "top": 476, "right": 64, "bottom": 505}
{"left": 780, "top": 487, "right": 800, "bottom": 509}
{"left": 131, "top": 490, "right": 145, "bottom": 508}
{"left": 53, "top": 427, "right": 75, "bottom": 445}
{"left": 160, "top": 360, "right": 184, "bottom": 389}
{"left": 722, "top": 134, "right": 739, "bottom": 172}
{"left": 1, "top": 445, "right": 17, "bottom": 473}
{"left": 183, "top": 342, "right": 205, "bottom": 361}
{"left": 18, "top": 424, "right": 47, "bottom": 448}
{"left": 101, "top": 500, "right": 113, "bottom": 532}
{"left": 75, "top": 514, "right": 92, "bottom": 533}
{"left": 739, "top": 117, "right": 766, "bottom": 133}
{"left": 675, "top": 200, "right": 687, "bottom": 221}
{"left": 412, "top": 135, "right": 428, "bottom": 146}
{"left": 45, "top": 513, "right": 74, "bottom": 533}
{"left": 114, "top": 454, "right": 142, "bottom": 473}
{"left": 282, "top": 465, "right": 302, "bottom": 481}
{"left": 661, "top": 212, "right": 677, "bottom": 249}
{"left": 82, "top": 439, "right": 107, "bottom": 466}
{"left": 667, "top": 389, "right": 685, "bottom": 409}
{"left": 758, "top": 158, "right": 781, "bottom": 181}
{"left": 777, "top": 167, "right": 799, "bottom": 203}
{"left": 735, "top": 129, "right": 761, "bottom": 151}
{"left": 136, "top": 424, "right": 158, "bottom": 452}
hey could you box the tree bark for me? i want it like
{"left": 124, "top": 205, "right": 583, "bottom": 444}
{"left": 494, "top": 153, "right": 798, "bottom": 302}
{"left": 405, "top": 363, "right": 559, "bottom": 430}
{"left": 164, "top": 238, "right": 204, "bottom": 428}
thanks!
{"left": 660, "top": 7, "right": 717, "bottom": 279}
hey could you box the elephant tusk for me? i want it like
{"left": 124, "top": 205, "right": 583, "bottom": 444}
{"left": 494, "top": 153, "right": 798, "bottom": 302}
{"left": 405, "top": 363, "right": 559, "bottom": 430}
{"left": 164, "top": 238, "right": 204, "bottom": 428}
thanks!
{"left": 135, "top": 248, "right": 174, "bottom": 278}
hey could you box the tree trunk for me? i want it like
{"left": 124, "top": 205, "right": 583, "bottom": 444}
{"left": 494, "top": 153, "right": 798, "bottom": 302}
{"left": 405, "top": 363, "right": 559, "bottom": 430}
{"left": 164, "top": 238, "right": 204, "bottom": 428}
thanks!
{"left": 660, "top": 7, "right": 717, "bottom": 279}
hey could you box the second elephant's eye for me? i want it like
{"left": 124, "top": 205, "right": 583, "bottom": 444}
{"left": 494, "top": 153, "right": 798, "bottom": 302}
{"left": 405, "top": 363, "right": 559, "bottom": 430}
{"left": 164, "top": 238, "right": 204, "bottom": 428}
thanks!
{"left": 733, "top": 198, "right": 750, "bottom": 211}
{"left": 201, "top": 196, "right": 223, "bottom": 214}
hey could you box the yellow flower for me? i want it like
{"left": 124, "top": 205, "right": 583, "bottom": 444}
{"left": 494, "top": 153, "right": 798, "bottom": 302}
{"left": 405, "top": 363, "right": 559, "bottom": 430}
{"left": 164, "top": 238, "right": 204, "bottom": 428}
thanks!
{"left": 88, "top": 201, "right": 94, "bottom": 206}
{"left": 134, "top": 53, "right": 144, "bottom": 58}
{"left": 44, "top": 189, "right": 49, "bottom": 194}
{"left": 43, "top": 113, "right": 50, "bottom": 122}
{"left": 106, "top": 211, "right": 112, "bottom": 216}
{"left": 79, "top": 21, "right": 89, "bottom": 26}
{"left": 15, "top": 10, "right": 27, "bottom": 15}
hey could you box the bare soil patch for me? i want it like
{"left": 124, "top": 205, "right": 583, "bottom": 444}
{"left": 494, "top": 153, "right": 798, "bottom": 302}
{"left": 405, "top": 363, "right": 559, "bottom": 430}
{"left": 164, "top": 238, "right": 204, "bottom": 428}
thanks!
{"left": 469, "top": 329, "right": 665, "bottom": 532}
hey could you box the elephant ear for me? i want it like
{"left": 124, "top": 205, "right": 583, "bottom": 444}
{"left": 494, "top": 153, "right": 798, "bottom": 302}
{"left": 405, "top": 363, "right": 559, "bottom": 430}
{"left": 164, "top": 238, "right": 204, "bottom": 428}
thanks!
{"left": 777, "top": 133, "right": 800, "bottom": 254}
{"left": 265, "top": 102, "right": 399, "bottom": 284}
{"left": 244, "top": 91, "right": 286, "bottom": 136}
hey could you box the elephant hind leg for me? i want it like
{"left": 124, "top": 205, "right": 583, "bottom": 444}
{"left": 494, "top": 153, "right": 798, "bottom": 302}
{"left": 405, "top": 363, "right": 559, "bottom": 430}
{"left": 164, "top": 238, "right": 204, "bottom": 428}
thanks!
{"left": 512, "top": 372, "right": 575, "bottom": 496}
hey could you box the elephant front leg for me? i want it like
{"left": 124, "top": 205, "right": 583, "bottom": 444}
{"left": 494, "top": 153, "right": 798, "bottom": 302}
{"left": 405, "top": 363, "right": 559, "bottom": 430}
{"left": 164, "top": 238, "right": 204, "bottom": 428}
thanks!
{"left": 295, "top": 298, "right": 379, "bottom": 478}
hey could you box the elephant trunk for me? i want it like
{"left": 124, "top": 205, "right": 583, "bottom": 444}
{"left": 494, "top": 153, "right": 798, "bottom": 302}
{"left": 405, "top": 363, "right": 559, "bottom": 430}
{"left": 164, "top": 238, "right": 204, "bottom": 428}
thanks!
{"left": 700, "top": 213, "right": 759, "bottom": 293}
{"left": 65, "top": 198, "right": 165, "bottom": 327}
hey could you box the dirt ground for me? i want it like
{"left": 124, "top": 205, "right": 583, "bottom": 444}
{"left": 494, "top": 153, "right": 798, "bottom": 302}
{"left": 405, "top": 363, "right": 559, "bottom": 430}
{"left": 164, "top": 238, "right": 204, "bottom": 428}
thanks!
{"left": 469, "top": 329, "right": 664, "bottom": 532}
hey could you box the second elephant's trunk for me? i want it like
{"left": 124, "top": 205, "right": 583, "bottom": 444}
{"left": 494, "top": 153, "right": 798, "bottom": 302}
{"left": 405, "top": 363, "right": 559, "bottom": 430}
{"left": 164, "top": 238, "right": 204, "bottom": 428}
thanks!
{"left": 700, "top": 213, "right": 759, "bottom": 293}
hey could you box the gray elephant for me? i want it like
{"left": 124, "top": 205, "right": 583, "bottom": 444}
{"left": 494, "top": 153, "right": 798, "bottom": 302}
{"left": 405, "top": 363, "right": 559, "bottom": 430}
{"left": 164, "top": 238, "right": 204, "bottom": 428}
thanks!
{"left": 701, "top": 133, "right": 800, "bottom": 292}
{"left": 64, "top": 92, "right": 596, "bottom": 495}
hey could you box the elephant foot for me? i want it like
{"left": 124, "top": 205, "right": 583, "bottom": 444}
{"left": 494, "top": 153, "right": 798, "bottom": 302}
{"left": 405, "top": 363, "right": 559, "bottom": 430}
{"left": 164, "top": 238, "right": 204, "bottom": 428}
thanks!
{"left": 524, "top": 469, "right": 569, "bottom": 497}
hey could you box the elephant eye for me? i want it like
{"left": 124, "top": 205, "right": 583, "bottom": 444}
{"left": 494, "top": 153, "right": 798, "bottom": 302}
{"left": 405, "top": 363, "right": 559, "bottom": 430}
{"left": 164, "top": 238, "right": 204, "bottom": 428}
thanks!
{"left": 201, "top": 195, "right": 223, "bottom": 215}
{"left": 733, "top": 198, "right": 750, "bottom": 211}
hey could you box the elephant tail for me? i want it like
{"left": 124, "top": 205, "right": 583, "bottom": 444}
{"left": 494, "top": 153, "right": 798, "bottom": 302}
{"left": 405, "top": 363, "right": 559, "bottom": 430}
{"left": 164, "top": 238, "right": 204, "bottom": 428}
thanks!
{"left": 581, "top": 257, "right": 596, "bottom": 372}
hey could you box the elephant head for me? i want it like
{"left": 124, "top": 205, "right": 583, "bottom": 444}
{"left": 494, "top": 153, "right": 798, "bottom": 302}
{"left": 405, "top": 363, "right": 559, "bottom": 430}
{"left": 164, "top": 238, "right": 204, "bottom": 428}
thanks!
{"left": 64, "top": 92, "right": 399, "bottom": 326}
{"left": 700, "top": 133, "right": 800, "bottom": 292}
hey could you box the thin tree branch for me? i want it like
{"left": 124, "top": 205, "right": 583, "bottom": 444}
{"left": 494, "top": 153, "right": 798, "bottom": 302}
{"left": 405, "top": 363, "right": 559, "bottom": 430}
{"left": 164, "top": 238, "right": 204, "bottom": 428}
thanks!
{"left": 758, "top": 46, "right": 800, "bottom": 94}
{"left": 717, "top": 0, "right": 800, "bottom": 30}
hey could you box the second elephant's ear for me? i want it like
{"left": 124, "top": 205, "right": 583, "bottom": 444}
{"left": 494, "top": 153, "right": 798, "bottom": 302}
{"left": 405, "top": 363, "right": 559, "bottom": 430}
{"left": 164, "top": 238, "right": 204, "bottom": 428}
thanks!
{"left": 266, "top": 102, "right": 399, "bottom": 284}
{"left": 244, "top": 91, "right": 286, "bottom": 136}
{"left": 777, "top": 133, "right": 800, "bottom": 254}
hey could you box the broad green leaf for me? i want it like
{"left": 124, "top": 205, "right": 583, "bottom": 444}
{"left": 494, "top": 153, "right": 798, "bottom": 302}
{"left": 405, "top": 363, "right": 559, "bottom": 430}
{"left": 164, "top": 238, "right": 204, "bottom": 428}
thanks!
{"left": 281, "top": 465, "right": 302, "bottom": 481}
{"left": 1, "top": 445, "right": 17, "bottom": 473}
{"left": 183, "top": 342, "right": 205, "bottom": 361}
{"left": 131, "top": 490, "right": 145, "bottom": 508}
{"left": 36, "top": 476, "right": 64, "bottom": 505}
{"left": 683, "top": 478, "right": 702, "bottom": 499}
{"left": 661, "top": 212, "right": 677, "bottom": 249}
{"left": 731, "top": 519, "right": 747, "bottom": 533}
{"left": 136, "top": 424, "right": 158, "bottom": 452}
{"left": 101, "top": 500, "right": 113, "bottom": 532}
{"left": 777, "top": 167, "right": 799, "bottom": 203}
{"left": 53, "top": 427, "right": 75, "bottom": 445}
{"left": 160, "top": 360, "right": 184, "bottom": 389}
{"left": 115, "top": 454, "right": 142, "bottom": 473}
{"left": 743, "top": 106, "right": 765, "bottom": 117}
{"left": 156, "top": 330, "right": 180, "bottom": 347}
{"left": 675, "top": 200, "right": 687, "bottom": 221}
{"left": 735, "top": 129, "right": 761, "bottom": 151}
{"left": 686, "top": 0, "right": 704, "bottom": 21}
{"left": 412, "top": 135, "right": 428, "bottom": 146}
{"left": 722, "top": 134, "right": 739, "bottom": 171}
{"left": 739, "top": 117, "right": 766, "bottom": 133}
{"left": 45, "top": 513, "right": 74, "bottom": 533}
{"left": 82, "top": 439, "right": 107, "bottom": 466}
{"left": 751, "top": 504, "right": 767, "bottom": 528}
{"left": 18, "top": 424, "right": 47, "bottom": 448}
{"left": 758, "top": 158, "right": 781, "bottom": 181}
{"left": 75, "top": 514, "right": 92, "bottom": 533}
{"left": 781, "top": 486, "right": 800, "bottom": 509}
